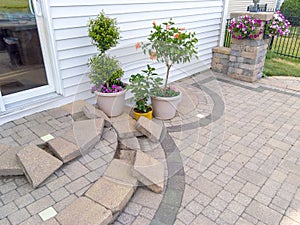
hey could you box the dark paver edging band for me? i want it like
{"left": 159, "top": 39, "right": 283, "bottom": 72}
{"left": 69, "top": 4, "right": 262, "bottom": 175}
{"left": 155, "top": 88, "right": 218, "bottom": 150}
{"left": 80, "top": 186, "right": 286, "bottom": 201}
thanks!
{"left": 167, "top": 82, "right": 225, "bottom": 133}
{"left": 151, "top": 80, "right": 225, "bottom": 225}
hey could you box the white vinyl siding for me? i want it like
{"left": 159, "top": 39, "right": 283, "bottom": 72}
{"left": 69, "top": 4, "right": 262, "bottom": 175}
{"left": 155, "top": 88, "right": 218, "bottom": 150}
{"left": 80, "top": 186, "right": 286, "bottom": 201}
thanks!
{"left": 0, "top": 0, "right": 225, "bottom": 124}
{"left": 50, "top": 0, "right": 223, "bottom": 102}
{"left": 227, "top": 0, "right": 276, "bottom": 18}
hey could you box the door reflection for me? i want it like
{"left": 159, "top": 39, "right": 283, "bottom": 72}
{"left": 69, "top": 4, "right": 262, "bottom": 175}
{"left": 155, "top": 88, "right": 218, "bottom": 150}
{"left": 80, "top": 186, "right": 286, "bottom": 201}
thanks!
{"left": 0, "top": 11, "right": 48, "bottom": 96}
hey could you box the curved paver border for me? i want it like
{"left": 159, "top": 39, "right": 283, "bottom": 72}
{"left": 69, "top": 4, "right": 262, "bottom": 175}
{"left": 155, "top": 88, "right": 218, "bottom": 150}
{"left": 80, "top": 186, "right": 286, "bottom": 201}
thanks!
{"left": 150, "top": 80, "right": 225, "bottom": 225}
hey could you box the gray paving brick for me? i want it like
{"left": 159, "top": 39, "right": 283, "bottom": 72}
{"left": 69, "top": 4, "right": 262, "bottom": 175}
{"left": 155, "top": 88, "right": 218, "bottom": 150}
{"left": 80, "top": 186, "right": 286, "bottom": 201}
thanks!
{"left": 52, "top": 194, "right": 77, "bottom": 212}
{"left": 190, "top": 214, "right": 217, "bottom": 225}
{"left": 0, "top": 190, "right": 20, "bottom": 204}
{"left": 19, "top": 215, "right": 42, "bottom": 225}
{"left": 131, "top": 216, "right": 151, "bottom": 225}
{"left": 202, "top": 205, "right": 221, "bottom": 221}
{"left": 7, "top": 208, "right": 30, "bottom": 225}
{"left": 50, "top": 187, "right": 70, "bottom": 202}
{"left": 62, "top": 161, "right": 89, "bottom": 180}
{"left": 0, "top": 182, "right": 17, "bottom": 194}
{"left": 186, "top": 200, "right": 204, "bottom": 215}
{"left": 191, "top": 176, "right": 221, "bottom": 198}
{"left": 241, "top": 182, "right": 260, "bottom": 197}
{"left": 14, "top": 193, "right": 35, "bottom": 209}
{"left": 0, "top": 218, "right": 10, "bottom": 225}
{"left": 210, "top": 197, "right": 228, "bottom": 211}
{"left": 237, "top": 167, "right": 267, "bottom": 186}
{"left": 139, "top": 207, "right": 156, "bottom": 220}
{"left": 26, "top": 195, "right": 55, "bottom": 215}
{"left": 195, "top": 192, "right": 212, "bottom": 206}
{"left": 0, "top": 201, "right": 18, "bottom": 219}
{"left": 117, "top": 212, "right": 136, "bottom": 225}
{"left": 124, "top": 202, "right": 142, "bottom": 216}
{"left": 31, "top": 186, "right": 50, "bottom": 200}
{"left": 219, "top": 209, "right": 239, "bottom": 224}
{"left": 65, "top": 177, "right": 90, "bottom": 194}
{"left": 227, "top": 200, "right": 246, "bottom": 215}
{"left": 46, "top": 175, "right": 71, "bottom": 192}
{"left": 245, "top": 200, "right": 282, "bottom": 225}
{"left": 234, "top": 193, "right": 252, "bottom": 206}
{"left": 177, "top": 208, "right": 196, "bottom": 225}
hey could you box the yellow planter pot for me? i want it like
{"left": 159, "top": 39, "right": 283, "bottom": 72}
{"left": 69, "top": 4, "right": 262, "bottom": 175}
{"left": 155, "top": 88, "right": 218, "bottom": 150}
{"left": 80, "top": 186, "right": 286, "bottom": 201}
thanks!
{"left": 133, "top": 108, "right": 153, "bottom": 121}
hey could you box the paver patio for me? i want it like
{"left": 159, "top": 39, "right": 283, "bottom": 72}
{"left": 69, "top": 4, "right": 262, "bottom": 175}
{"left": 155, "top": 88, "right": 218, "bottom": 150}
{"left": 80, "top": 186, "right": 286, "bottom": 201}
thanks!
{"left": 0, "top": 70, "right": 299, "bottom": 225}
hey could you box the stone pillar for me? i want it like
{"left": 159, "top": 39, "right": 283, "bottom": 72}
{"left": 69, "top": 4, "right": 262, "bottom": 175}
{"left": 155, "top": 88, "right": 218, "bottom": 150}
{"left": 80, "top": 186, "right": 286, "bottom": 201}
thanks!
{"left": 227, "top": 12, "right": 274, "bottom": 82}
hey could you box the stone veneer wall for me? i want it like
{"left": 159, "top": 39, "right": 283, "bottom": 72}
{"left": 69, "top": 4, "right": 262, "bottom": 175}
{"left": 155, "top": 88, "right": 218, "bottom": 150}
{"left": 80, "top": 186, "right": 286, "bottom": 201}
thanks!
{"left": 211, "top": 12, "right": 274, "bottom": 82}
{"left": 228, "top": 38, "right": 269, "bottom": 82}
{"left": 211, "top": 47, "right": 231, "bottom": 76}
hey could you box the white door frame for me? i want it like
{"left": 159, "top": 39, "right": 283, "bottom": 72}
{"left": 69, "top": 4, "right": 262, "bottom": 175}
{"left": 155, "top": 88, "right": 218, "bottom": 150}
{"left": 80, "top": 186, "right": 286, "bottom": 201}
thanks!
{"left": 0, "top": 0, "right": 63, "bottom": 111}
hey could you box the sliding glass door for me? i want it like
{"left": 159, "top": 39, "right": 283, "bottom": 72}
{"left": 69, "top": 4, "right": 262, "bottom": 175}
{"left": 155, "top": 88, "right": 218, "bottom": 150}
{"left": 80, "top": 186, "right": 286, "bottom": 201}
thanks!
{"left": 0, "top": 0, "right": 54, "bottom": 110}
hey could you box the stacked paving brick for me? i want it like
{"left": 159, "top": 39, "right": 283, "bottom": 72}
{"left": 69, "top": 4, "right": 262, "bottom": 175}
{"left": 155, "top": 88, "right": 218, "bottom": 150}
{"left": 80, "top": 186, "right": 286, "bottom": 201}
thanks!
{"left": 211, "top": 47, "right": 231, "bottom": 76}
{"left": 228, "top": 38, "right": 269, "bottom": 82}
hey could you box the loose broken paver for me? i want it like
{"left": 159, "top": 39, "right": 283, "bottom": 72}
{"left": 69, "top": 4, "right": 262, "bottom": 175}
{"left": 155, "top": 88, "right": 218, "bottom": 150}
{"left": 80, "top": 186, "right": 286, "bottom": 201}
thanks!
{"left": 132, "top": 150, "right": 164, "bottom": 193}
{"left": 135, "top": 116, "right": 165, "bottom": 142}
{"left": 60, "top": 100, "right": 86, "bottom": 120}
{"left": 0, "top": 146, "right": 23, "bottom": 176}
{"left": 82, "top": 103, "right": 111, "bottom": 127}
{"left": 55, "top": 197, "right": 112, "bottom": 225}
{"left": 48, "top": 137, "right": 80, "bottom": 163}
{"left": 0, "top": 144, "right": 9, "bottom": 156}
{"left": 63, "top": 118, "right": 104, "bottom": 153}
{"left": 118, "top": 137, "right": 140, "bottom": 150}
{"left": 117, "top": 150, "right": 136, "bottom": 165}
{"left": 17, "top": 145, "right": 63, "bottom": 188}
{"left": 104, "top": 159, "right": 138, "bottom": 188}
{"left": 111, "top": 113, "right": 142, "bottom": 138}
{"left": 85, "top": 177, "right": 134, "bottom": 214}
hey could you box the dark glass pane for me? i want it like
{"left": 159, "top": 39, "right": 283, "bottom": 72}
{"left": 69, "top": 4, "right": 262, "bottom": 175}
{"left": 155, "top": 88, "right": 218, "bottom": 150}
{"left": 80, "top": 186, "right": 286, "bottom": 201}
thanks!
{"left": 0, "top": 0, "right": 48, "bottom": 96}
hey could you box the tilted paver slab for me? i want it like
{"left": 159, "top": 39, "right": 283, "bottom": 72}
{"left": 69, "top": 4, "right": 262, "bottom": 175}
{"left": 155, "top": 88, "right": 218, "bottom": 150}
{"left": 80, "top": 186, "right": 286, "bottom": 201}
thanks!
{"left": 82, "top": 103, "right": 112, "bottom": 127}
{"left": 132, "top": 150, "right": 164, "bottom": 193}
{"left": 85, "top": 177, "right": 134, "bottom": 214}
{"left": 16, "top": 145, "right": 63, "bottom": 188}
{"left": 118, "top": 150, "right": 136, "bottom": 165}
{"left": 59, "top": 100, "right": 86, "bottom": 120}
{"left": 55, "top": 197, "right": 112, "bottom": 225}
{"left": 135, "top": 116, "right": 165, "bottom": 142}
{"left": 118, "top": 137, "right": 141, "bottom": 150}
{"left": 104, "top": 159, "right": 138, "bottom": 188}
{"left": 62, "top": 118, "right": 104, "bottom": 154}
{"left": 111, "top": 113, "right": 142, "bottom": 139}
{"left": 0, "top": 146, "right": 23, "bottom": 176}
{"left": 0, "top": 144, "right": 9, "bottom": 156}
{"left": 48, "top": 137, "right": 81, "bottom": 163}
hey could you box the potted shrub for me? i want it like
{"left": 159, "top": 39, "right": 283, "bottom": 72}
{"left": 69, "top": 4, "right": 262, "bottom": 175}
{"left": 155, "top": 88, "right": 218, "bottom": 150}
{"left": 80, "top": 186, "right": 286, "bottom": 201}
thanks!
{"left": 127, "top": 65, "right": 160, "bottom": 121}
{"left": 136, "top": 19, "right": 199, "bottom": 119}
{"left": 88, "top": 11, "right": 126, "bottom": 117}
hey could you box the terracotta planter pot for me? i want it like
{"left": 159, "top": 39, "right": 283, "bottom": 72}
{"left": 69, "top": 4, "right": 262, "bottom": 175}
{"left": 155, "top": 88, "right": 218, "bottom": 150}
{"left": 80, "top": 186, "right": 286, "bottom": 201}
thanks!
{"left": 95, "top": 90, "right": 126, "bottom": 117}
{"left": 133, "top": 107, "right": 153, "bottom": 121}
{"left": 151, "top": 91, "right": 182, "bottom": 120}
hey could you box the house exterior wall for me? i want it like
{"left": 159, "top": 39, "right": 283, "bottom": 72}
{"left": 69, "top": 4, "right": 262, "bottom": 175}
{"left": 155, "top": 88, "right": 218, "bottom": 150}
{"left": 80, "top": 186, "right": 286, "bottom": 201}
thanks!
{"left": 227, "top": 0, "right": 276, "bottom": 18}
{"left": 0, "top": 0, "right": 224, "bottom": 124}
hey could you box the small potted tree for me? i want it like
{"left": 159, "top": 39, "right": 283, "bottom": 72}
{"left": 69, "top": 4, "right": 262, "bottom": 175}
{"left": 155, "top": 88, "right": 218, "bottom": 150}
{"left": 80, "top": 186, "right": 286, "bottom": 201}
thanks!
{"left": 88, "top": 11, "right": 126, "bottom": 117}
{"left": 136, "top": 19, "right": 199, "bottom": 119}
{"left": 127, "top": 65, "right": 161, "bottom": 121}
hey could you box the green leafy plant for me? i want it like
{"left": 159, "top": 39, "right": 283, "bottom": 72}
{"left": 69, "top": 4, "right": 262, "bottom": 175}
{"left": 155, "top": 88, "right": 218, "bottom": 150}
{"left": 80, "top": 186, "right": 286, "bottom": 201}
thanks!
{"left": 88, "top": 11, "right": 120, "bottom": 54}
{"left": 127, "top": 65, "right": 162, "bottom": 113}
{"left": 136, "top": 19, "right": 198, "bottom": 96}
{"left": 89, "top": 54, "right": 124, "bottom": 93}
{"left": 88, "top": 11, "right": 124, "bottom": 93}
